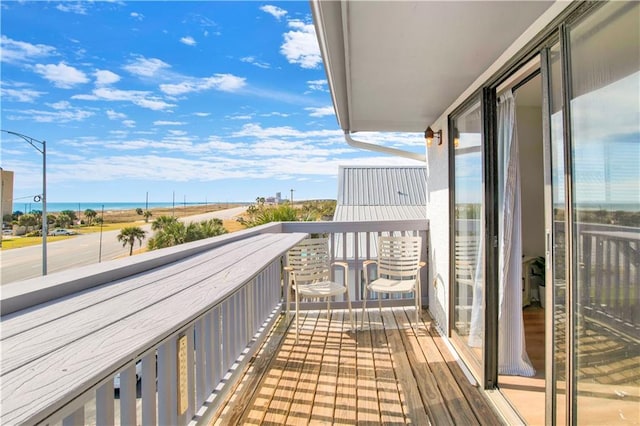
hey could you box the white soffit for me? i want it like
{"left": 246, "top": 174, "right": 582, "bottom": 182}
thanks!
{"left": 312, "top": 1, "right": 555, "bottom": 132}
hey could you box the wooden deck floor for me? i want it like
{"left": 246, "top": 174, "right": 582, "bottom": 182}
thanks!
{"left": 212, "top": 307, "right": 503, "bottom": 425}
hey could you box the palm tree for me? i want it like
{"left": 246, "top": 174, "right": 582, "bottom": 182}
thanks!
{"left": 143, "top": 210, "right": 153, "bottom": 223}
{"left": 152, "top": 215, "right": 178, "bottom": 231}
{"left": 84, "top": 209, "right": 97, "bottom": 226}
{"left": 117, "top": 226, "right": 147, "bottom": 256}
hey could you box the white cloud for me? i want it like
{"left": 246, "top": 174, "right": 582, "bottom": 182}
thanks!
{"left": 34, "top": 62, "right": 89, "bottom": 88}
{"left": 56, "top": 2, "right": 88, "bottom": 15}
{"left": 0, "top": 36, "right": 56, "bottom": 63}
{"left": 49, "top": 100, "right": 71, "bottom": 110}
{"left": 280, "top": 20, "right": 321, "bottom": 69}
{"left": 193, "top": 112, "right": 211, "bottom": 117}
{"left": 180, "top": 36, "right": 197, "bottom": 46}
{"left": 261, "top": 112, "right": 290, "bottom": 118}
{"left": 106, "top": 109, "right": 126, "bottom": 120}
{"left": 123, "top": 56, "right": 171, "bottom": 78}
{"left": 305, "top": 106, "right": 334, "bottom": 117}
{"left": 307, "top": 79, "right": 327, "bottom": 91}
{"left": 1, "top": 86, "right": 45, "bottom": 102}
{"left": 6, "top": 107, "right": 93, "bottom": 123}
{"left": 232, "top": 123, "right": 342, "bottom": 140}
{"left": 240, "top": 56, "right": 270, "bottom": 69}
{"left": 95, "top": 69, "right": 120, "bottom": 86}
{"left": 226, "top": 114, "right": 253, "bottom": 120}
{"left": 160, "top": 73, "right": 246, "bottom": 95}
{"left": 72, "top": 87, "right": 175, "bottom": 111}
{"left": 130, "top": 12, "right": 144, "bottom": 20}
{"left": 122, "top": 120, "right": 136, "bottom": 128}
{"left": 260, "top": 5, "right": 287, "bottom": 20}
{"left": 154, "top": 120, "right": 186, "bottom": 126}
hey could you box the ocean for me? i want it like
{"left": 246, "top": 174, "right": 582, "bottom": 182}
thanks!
{"left": 15, "top": 202, "right": 237, "bottom": 214}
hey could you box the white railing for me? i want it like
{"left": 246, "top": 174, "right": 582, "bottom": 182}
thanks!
{"left": 0, "top": 219, "right": 428, "bottom": 426}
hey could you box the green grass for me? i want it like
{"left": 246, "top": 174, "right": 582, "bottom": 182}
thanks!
{"left": 2, "top": 235, "right": 74, "bottom": 249}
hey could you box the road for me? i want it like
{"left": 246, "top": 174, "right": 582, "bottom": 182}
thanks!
{"left": 0, "top": 206, "right": 247, "bottom": 285}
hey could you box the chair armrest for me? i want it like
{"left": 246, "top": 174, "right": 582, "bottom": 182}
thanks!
{"left": 283, "top": 266, "right": 293, "bottom": 272}
{"left": 419, "top": 261, "right": 426, "bottom": 268}
{"left": 332, "top": 261, "right": 349, "bottom": 271}
{"left": 362, "top": 260, "right": 377, "bottom": 268}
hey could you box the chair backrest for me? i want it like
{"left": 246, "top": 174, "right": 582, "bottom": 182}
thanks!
{"left": 454, "top": 235, "right": 478, "bottom": 285}
{"left": 287, "top": 238, "right": 331, "bottom": 284}
{"left": 377, "top": 236, "right": 422, "bottom": 278}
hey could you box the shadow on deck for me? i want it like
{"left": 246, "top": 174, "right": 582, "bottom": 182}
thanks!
{"left": 211, "top": 307, "right": 503, "bottom": 425}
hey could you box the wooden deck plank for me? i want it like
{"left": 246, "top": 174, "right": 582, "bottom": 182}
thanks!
{"left": 333, "top": 310, "right": 357, "bottom": 424}
{"left": 261, "top": 311, "right": 317, "bottom": 424}
{"left": 380, "top": 309, "right": 431, "bottom": 425}
{"left": 422, "top": 311, "right": 504, "bottom": 426}
{"left": 2, "top": 233, "right": 307, "bottom": 425}
{"left": 392, "top": 308, "right": 459, "bottom": 425}
{"left": 211, "top": 312, "right": 291, "bottom": 425}
{"left": 355, "top": 309, "right": 382, "bottom": 424}
{"left": 232, "top": 311, "right": 302, "bottom": 426}
{"left": 210, "top": 307, "right": 504, "bottom": 426}
{"left": 368, "top": 309, "right": 407, "bottom": 424}
{"left": 285, "top": 309, "right": 330, "bottom": 424}
{"left": 308, "top": 311, "right": 341, "bottom": 423}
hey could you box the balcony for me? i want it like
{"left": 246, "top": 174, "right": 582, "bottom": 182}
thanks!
{"left": 1, "top": 219, "right": 499, "bottom": 425}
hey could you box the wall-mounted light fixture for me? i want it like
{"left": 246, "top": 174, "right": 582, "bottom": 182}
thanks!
{"left": 453, "top": 127, "right": 460, "bottom": 148}
{"left": 424, "top": 126, "right": 442, "bottom": 147}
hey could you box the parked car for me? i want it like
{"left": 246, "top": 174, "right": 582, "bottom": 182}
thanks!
{"left": 49, "top": 229, "right": 75, "bottom": 236}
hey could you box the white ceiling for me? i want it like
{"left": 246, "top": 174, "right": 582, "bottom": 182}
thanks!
{"left": 313, "top": 1, "right": 555, "bottom": 132}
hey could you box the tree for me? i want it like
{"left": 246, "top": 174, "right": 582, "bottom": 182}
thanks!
{"left": 136, "top": 207, "right": 144, "bottom": 215}
{"left": 59, "top": 210, "right": 77, "bottom": 226}
{"left": 143, "top": 210, "right": 153, "bottom": 223}
{"left": 148, "top": 218, "right": 227, "bottom": 250}
{"left": 152, "top": 215, "right": 178, "bottom": 231}
{"left": 117, "top": 226, "right": 147, "bottom": 256}
{"left": 84, "top": 209, "right": 97, "bottom": 226}
{"left": 55, "top": 212, "right": 74, "bottom": 228}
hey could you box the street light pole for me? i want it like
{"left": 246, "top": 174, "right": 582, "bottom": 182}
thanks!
{"left": 1, "top": 130, "right": 48, "bottom": 275}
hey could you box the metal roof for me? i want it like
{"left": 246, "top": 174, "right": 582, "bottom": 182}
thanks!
{"left": 336, "top": 165, "right": 426, "bottom": 208}
{"left": 333, "top": 166, "right": 427, "bottom": 259}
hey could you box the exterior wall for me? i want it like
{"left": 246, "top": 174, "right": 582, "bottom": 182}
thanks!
{"left": 425, "top": 135, "right": 450, "bottom": 332}
{"left": 1, "top": 169, "right": 14, "bottom": 220}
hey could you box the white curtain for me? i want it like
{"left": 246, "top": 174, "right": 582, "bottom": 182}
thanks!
{"left": 497, "top": 91, "right": 535, "bottom": 376}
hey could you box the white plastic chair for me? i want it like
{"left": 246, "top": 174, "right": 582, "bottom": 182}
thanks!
{"left": 285, "top": 238, "right": 354, "bottom": 341}
{"left": 362, "top": 236, "right": 425, "bottom": 328}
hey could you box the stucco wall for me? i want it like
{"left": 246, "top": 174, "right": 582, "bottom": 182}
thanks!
{"left": 425, "top": 127, "right": 450, "bottom": 332}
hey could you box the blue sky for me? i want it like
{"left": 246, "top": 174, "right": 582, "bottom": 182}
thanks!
{"left": 1, "top": 1, "right": 423, "bottom": 204}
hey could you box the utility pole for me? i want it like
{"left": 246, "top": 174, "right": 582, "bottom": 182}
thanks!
{"left": 290, "top": 188, "right": 295, "bottom": 205}
{"left": 1, "top": 130, "right": 47, "bottom": 275}
{"left": 145, "top": 191, "right": 148, "bottom": 211}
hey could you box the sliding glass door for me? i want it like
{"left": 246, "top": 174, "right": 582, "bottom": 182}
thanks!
{"left": 450, "top": 101, "right": 485, "bottom": 377}
{"left": 547, "top": 2, "right": 639, "bottom": 423}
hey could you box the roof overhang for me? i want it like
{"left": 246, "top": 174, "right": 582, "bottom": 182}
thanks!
{"left": 311, "top": 0, "right": 557, "bottom": 133}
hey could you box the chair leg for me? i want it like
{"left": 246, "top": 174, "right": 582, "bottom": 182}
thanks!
{"left": 361, "top": 286, "right": 368, "bottom": 329}
{"left": 345, "top": 289, "right": 354, "bottom": 331}
{"left": 326, "top": 297, "right": 331, "bottom": 320}
{"left": 295, "top": 291, "right": 300, "bottom": 343}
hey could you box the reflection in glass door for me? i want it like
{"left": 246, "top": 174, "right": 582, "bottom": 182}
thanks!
{"left": 567, "top": 2, "right": 640, "bottom": 423}
{"left": 451, "top": 101, "right": 484, "bottom": 375}
{"left": 548, "top": 2, "right": 640, "bottom": 423}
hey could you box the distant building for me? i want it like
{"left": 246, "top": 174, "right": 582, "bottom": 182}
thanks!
{"left": 1, "top": 169, "right": 14, "bottom": 220}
